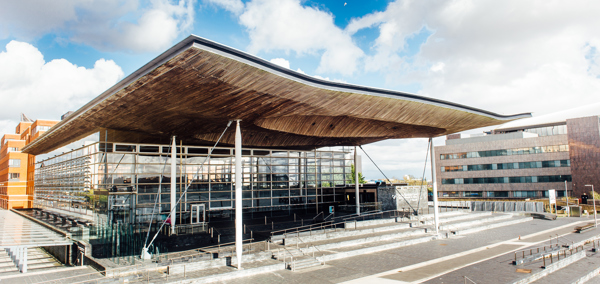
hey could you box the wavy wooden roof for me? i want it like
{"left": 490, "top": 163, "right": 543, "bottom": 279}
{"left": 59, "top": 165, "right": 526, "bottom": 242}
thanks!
{"left": 23, "top": 35, "right": 530, "bottom": 155}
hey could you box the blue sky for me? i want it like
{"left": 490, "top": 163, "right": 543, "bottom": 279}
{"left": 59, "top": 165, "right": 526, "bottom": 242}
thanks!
{"left": 1, "top": 0, "right": 600, "bottom": 180}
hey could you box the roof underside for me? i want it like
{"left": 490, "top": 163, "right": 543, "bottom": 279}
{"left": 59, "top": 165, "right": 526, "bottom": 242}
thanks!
{"left": 23, "top": 35, "right": 531, "bottom": 155}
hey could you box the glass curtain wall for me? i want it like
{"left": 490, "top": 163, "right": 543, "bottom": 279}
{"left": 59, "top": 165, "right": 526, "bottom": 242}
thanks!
{"left": 34, "top": 141, "right": 353, "bottom": 257}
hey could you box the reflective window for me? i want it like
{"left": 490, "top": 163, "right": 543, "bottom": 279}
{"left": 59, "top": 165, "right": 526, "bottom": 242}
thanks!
{"left": 443, "top": 175, "right": 571, "bottom": 184}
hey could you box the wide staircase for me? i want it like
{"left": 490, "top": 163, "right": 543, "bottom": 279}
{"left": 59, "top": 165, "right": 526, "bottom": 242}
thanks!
{"left": 270, "top": 210, "right": 533, "bottom": 270}
{"left": 0, "top": 247, "right": 63, "bottom": 277}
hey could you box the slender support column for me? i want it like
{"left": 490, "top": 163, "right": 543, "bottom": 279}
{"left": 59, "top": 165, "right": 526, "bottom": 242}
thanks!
{"left": 429, "top": 138, "right": 439, "bottom": 234}
{"left": 235, "top": 120, "right": 243, "bottom": 269}
{"left": 171, "top": 136, "right": 177, "bottom": 235}
{"left": 565, "top": 180, "right": 569, "bottom": 217}
{"left": 20, "top": 247, "right": 27, "bottom": 273}
{"left": 355, "top": 146, "right": 360, "bottom": 216}
{"left": 314, "top": 149, "right": 318, "bottom": 214}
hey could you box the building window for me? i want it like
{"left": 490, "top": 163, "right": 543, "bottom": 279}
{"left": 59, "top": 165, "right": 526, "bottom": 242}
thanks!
{"left": 7, "top": 147, "right": 19, "bottom": 152}
{"left": 8, "top": 159, "right": 20, "bottom": 167}
{"left": 486, "top": 191, "right": 509, "bottom": 198}
{"left": 463, "top": 191, "right": 483, "bottom": 197}
{"left": 9, "top": 173, "right": 20, "bottom": 181}
{"left": 440, "top": 145, "right": 569, "bottom": 160}
{"left": 513, "top": 191, "right": 537, "bottom": 198}
{"left": 443, "top": 175, "right": 571, "bottom": 185}
{"left": 32, "top": 125, "right": 52, "bottom": 135}
{"left": 441, "top": 160, "right": 570, "bottom": 172}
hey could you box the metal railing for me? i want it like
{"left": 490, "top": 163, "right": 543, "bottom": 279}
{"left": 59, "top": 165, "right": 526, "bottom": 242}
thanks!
{"left": 323, "top": 212, "right": 334, "bottom": 221}
{"left": 278, "top": 246, "right": 296, "bottom": 271}
{"left": 313, "top": 211, "right": 324, "bottom": 220}
{"left": 541, "top": 245, "right": 584, "bottom": 267}
{"left": 295, "top": 236, "right": 326, "bottom": 266}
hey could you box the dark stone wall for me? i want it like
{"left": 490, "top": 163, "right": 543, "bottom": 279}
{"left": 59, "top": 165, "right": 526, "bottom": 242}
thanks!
{"left": 43, "top": 245, "right": 70, "bottom": 265}
{"left": 568, "top": 116, "right": 600, "bottom": 196}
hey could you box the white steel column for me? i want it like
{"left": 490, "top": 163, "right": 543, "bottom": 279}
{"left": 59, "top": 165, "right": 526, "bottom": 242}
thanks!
{"left": 429, "top": 138, "right": 440, "bottom": 234}
{"left": 20, "top": 247, "right": 27, "bottom": 273}
{"left": 171, "top": 136, "right": 177, "bottom": 235}
{"left": 355, "top": 146, "right": 360, "bottom": 215}
{"left": 235, "top": 120, "right": 243, "bottom": 269}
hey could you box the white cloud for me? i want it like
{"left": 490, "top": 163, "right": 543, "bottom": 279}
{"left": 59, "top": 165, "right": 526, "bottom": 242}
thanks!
{"left": 0, "top": 41, "right": 124, "bottom": 130}
{"left": 237, "top": 0, "right": 364, "bottom": 75}
{"left": 0, "top": 0, "right": 195, "bottom": 53}
{"left": 269, "top": 58, "right": 290, "bottom": 69}
{"left": 347, "top": 0, "right": 600, "bottom": 116}
{"left": 205, "top": 0, "right": 245, "bottom": 15}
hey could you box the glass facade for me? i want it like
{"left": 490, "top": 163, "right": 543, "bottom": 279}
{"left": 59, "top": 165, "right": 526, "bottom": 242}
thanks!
{"left": 34, "top": 142, "right": 354, "bottom": 258}
{"left": 442, "top": 175, "right": 572, "bottom": 184}
{"left": 441, "top": 160, "right": 570, "bottom": 172}
{"left": 35, "top": 142, "right": 353, "bottom": 216}
{"left": 440, "top": 144, "right": 569, "bottom": 160}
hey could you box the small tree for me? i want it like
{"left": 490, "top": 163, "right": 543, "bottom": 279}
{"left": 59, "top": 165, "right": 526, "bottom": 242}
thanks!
{"left": 351, "top": 164, "right": 367, "bottom": 184}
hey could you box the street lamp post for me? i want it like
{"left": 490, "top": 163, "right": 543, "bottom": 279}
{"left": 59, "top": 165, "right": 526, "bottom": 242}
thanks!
{"left": 585, "top": 184, "right": 597, "bottom": 227}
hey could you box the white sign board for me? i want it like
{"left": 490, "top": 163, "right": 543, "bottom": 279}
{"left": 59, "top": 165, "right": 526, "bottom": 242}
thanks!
{"left": 548, "top": 189, "right": 556, "bottom": 205}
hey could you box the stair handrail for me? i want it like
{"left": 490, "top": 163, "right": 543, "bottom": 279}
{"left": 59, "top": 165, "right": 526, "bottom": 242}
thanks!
{"left": 296, "top": 236, "right": 326, "bottom": 265}
{"left": 556, "top": 234, "right": 575, "bottom": 246}
{"left": 323, "top": 212, "right": 334, "bottom": 221}
{"left": 280, "top": 246, "right": 295, "bottom": 271}
{"left": 513, "top": 243, "right": 562, "bottom": 265}
{"left": 271, "top": 220, "right": 335, "bottom": 237}
{"left": 313, "top": 211, "right": 324, "bottom": 220}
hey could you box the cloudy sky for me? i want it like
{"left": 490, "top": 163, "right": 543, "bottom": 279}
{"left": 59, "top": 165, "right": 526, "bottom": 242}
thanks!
{"left": 1, "top": 0, "right": 599, "bottom": 180}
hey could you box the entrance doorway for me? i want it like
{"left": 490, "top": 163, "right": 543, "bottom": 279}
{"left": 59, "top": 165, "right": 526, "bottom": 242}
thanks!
{"left": 190, "top": 204, "right": 206, "bottom": 224}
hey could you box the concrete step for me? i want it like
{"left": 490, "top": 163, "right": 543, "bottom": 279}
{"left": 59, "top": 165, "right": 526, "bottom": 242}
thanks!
{"left": 282, "top": 222, "right": 412, "bottom": 245}
{"left": 274, "top": 248, "right": 304, "bottom": 260}
{"left": 454, "top": 216, "right": 534, "bottom": 236}
{"left": 272, "top": 210, "right": 469, "bottom": 243}
{"left": 311, "top": 228, "right": 428, "bottom": 252}
{"left": 290, "top": 257, "right": 322, "bottom": 271}
{"left": 439, "top": 214, "right": 514, "bottom": 231}
{"left": 411, "top": 212, "right": 494, "bottom": 228}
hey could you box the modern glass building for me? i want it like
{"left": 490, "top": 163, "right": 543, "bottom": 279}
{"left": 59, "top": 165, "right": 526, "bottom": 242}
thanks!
{"left": 22, "top": 35, "right": 530, "bottom": 259}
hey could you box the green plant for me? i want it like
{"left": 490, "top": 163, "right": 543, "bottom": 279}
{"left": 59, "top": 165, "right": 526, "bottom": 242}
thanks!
{"left": 350, "top": 164, "right": 367, "bottom": 184}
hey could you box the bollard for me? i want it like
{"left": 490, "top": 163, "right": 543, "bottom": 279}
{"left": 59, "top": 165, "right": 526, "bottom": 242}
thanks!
{"left": 251, "top": 230, "right": 253, "bottom": 239}
{"left": 244, "top": 224, "right": 246, "bottom": 234}
{"left": 272, "top": 221, "right": 274, "bottom": 230}
{"left": 537, "top": 248, "right": 539, "bottom": 253}
{"left": 543, "top": 255, "right": 546, "bottom": 267}
{"left": 530, "top": 249, "right": 532, "bottom": 255}
{"left": 522, "top": 251, "right": 525, "bottom": 258}
{"left": 514, "top": 252, "right": 516, "bottom": 263}
{"left": 550, "top": 254, "right": 553, "bottom": 264}
{"left": 265, "top": 216, "right": 267, "bottom": 225}
{"left": 294, "top": 214, "right": 296, "bottom": 222}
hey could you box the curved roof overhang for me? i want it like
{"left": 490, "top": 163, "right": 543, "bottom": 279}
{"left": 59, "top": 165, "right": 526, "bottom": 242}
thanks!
{"left": 22, "top": 35, "right": 531, "bottom": 155}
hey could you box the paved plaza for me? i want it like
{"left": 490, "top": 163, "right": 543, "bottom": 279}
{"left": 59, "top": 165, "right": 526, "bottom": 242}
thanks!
{"left": 231, "top": 217, "right": 599, "bottom": 284}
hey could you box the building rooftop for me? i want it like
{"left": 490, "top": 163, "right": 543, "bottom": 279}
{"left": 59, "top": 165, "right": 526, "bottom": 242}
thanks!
{"left": 496, "top": 101, "right": 600, "bottom": 131}
{"left": 23, "top": 35, "right": 530, "bottom": 155}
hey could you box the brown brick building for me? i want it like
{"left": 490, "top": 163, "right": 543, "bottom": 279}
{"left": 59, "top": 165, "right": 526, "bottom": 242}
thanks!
{"left": 435, "top": 114, "right": 599, "bottom": 199}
